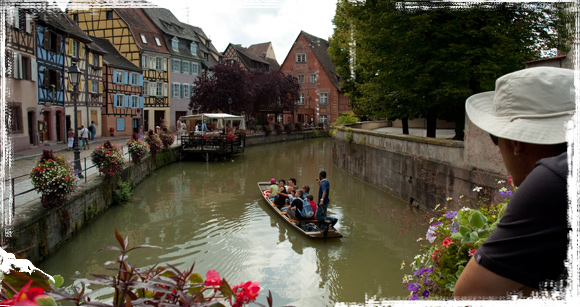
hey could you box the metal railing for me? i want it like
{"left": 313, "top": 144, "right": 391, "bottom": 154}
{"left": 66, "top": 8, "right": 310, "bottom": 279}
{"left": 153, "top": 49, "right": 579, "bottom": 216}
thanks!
{"left": 2, "top": 144, "right": 132, "bottom": 218}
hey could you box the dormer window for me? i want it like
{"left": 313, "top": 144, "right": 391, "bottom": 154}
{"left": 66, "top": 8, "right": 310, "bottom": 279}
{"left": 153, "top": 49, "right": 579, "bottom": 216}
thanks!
{"left": 106, "top": 10, "right": 113, "bottom": 20}
{"left": 164, "top": 22, "right": 173, "bottom": 30}
{"left": 176, "top": 27, "right": 184, "bottom": 34}
{"left": 140, "top": 34, "right": 147, "bottom": 44}
{"left": 172, "top": 37, "right": 179, "bottom": 51}
{"left": 190, "top": 43, "right": 197, "bottom": 55}
{"left": 155, "top": 37, "right": 162, "bottom": 47}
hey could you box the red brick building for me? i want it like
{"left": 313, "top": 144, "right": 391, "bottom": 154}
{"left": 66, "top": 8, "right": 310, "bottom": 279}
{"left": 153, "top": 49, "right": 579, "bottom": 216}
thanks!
{"left": 280, "top": 31, "right": 350, "bottom": 126}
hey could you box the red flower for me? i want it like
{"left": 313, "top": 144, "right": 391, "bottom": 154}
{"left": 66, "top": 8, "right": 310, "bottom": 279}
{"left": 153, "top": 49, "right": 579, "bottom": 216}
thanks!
{"left": 431, "top": 248, "right": 439, "bottom": 260}
{"left": 204, "top": 270, "right": 222, "bottom": 287}
{"left": 441, "top": 237, "right": 453, "bottom": 248}
{"left": 468, "top": 249, "right": 477, "bottom": 257}
{"left": 508, "top": 178, "right": 513, "bottom": 185}
{"left": 0, "top": 280, "right": 51, "bottom": 306}
{"left": 232, "top": 281, "right": 260, "bottom": 306}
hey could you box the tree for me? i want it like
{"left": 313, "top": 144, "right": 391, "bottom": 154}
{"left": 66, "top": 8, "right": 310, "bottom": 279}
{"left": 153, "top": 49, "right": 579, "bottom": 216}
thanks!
{"left": 251, "top": 70, "right": 300, "bottom": 122}
{"left": 329, "top": 0, "right": 574, "bottom": 139}
{"left": 189, "top": 62, "right": 253, "bottom": 115}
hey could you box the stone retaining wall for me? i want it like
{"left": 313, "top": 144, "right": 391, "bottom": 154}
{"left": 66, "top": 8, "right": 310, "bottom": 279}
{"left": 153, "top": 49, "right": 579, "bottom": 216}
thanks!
{"left": 332, "top": 124, "right": 505, "bottom": 210}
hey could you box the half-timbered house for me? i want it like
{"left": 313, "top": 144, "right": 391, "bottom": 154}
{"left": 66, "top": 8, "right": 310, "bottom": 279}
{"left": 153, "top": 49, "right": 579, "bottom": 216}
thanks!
{"left": 68, "top": 5, "right": 170, "bottom": 132}
{"left": 5, "top": 4, "right": 38, "bottom": 151}
{"left": 35, "top": 7, "right": 88, "bottom": 144}
{"left": 142, "top": 6, "right": 202, "bottom": 130}
{"left": 90, "top": 37, "right": 143, "bottom": 137}
{"left": 280, "top": 31, "right": 351, "bottom": 126}
{"left": 222, "top": 43, "right": 276, "bottom": 72}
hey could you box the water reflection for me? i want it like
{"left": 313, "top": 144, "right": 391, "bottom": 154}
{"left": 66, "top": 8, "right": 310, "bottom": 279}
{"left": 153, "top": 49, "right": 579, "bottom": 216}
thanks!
{"left": 40, "top": 139, "right": 424, "bottom": 306}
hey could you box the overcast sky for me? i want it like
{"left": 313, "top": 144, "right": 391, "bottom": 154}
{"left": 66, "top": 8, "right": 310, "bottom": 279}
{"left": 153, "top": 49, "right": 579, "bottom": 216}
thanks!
{"left": 57, "top": 0, "right": 339, "bottom": 64}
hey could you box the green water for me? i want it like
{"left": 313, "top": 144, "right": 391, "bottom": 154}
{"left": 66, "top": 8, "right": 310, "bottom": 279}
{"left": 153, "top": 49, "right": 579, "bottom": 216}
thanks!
{"left": 39, "top": 138, "right": 425, "bottom": 306}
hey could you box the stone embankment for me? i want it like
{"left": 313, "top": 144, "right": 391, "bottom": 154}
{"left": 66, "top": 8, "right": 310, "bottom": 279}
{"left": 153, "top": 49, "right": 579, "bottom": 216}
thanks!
{"left": 331, "top": 120, "right": 506, "bottom": 211}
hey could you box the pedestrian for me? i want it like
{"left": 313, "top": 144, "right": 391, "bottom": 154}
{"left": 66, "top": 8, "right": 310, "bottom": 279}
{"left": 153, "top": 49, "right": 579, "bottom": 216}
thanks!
{"left": 176, "top": 118, "right": 182, "bottom": 133}
{"left": 89, "top": 121, "right": 97, "bottom": 140}
{"left": 454, "top": 67, "right": 573, "bottom": 298}
{"left": 80, "top": 125, "right": 90, "bottom": 150}
{"left": 139, "top": 126, "right": 144, "bottom": 140}
{"left": 316, "top": 170, "right": 337, "bottom": 227}
{"left": 67, "top": 128, "right": 74, "bottom": 151}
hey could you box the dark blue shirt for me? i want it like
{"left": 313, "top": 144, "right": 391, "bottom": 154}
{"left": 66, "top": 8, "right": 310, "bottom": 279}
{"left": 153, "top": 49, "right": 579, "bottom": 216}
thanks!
{"left": 318, "top": 179, "right": 330, "bottom": 204}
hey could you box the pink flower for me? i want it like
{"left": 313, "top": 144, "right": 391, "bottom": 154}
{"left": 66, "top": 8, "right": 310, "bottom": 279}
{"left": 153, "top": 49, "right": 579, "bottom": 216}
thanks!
{"left": 232, "top": 281, "right": 260, "bottom": 306}
{"left": 508, "top": 178, "right": 513, "bottom": 185}
{"left": 65, "top": 177, "right": 69, "bottom": 181}
{"left": 431, "top": 249, "right": 439, "bottom": 260}
{"left": 204, "top": 270, "right": 222, "bottom": 287}
{"left": 468, "top": 249, "right": 477, "bottom": 257}
{"left": 441, "top": 237, "right": 453, "bottom": 248}
{"left": 0, "top": 280, "right": 52, "bottom": 306}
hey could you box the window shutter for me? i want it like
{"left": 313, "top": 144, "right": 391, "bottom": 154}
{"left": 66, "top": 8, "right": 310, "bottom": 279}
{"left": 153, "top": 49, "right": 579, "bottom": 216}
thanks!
{"left": 25, "top": 14, "right": 31, "bottom": 33}
{"left": 14, "top": 9, "right": 20, "bottom": 29}
{"left": 112, "top": 70, "right": 117, "bottom": 83}
{"left": 180, "top": 60, "right": 183, "bottom": 73}
{"left": 56, "top": 35, "right": 61, "bottom": 54}
{"left": 43, "top": 69, "right": 48, "bottom": 88}
{"left": 162, "top": 59, "right": 167, "bottom": 71}
{"left": 88, "top": 80, "right": 92, "bottom": 93}
{"left": 139, "top": 96, "right": 144, "bottom": 109}
{"left": 99, "top": 81, "right": 103, "bottom": 94}
{"left": 124, "top": 95, "right": 129, "bottom": 108}
{"left": 162, "top": 83, "right": 168, "bottom": 97}
{"left": 113, "top": 94, "right": 118, "bottom": 108}
{"left": 43, "top": 30, "right": 49, "bottom": 49}
{"left": 99, "top": 56, "right": 102, "bottom": 67}
{"left": 149, "top": 57, "right": 155, "bottom": 70}
{"left": 79, "top": 43, "right": 84, "bottom": 59}
{"left": 31, "top": 58, "right": 37, "bottom": 82}
{"left": 13, "top": 53, "right": 19, "bottom": 79}
{"left": 171, "top": 59, "right": 175, "bottom": 71}
{"left": 68, "top": 39, "right": 73, "bottom": 56}
{"left": 123, "top": 71, "right": 129, "bottom": 84}
{"left": 88, "top": 53, "right": 93, "bottom": 65}
{"left": 56, "top": 71, "right": 62, "bottom": 90}
{"left": 138, "top": 74, "right": 143, "bottom": 86}
{"left": 180, "top": 83, "right": 184, "bottom": 98}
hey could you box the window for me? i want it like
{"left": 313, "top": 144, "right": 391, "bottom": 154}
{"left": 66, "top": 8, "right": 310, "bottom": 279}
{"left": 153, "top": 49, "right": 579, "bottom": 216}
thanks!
{"left": 190, "top": 43, "right": 197, "bottom": 55}
{"left": 191, "top": 62, "right": 199, "bottom": 75}
{"left": 114, "top": 94, "right": 125, "bottom": 108}
{"left": 141, "top": 55, "right": 148, "bottom": 69}
{"left": 298, "top": 75, "right": 304, "bottom": 83}
{"left": 73, "top": 13, "right": 78, "bottom": 22}
{"left": 320, "top": 93, "right": 328, "bottom": 105}
{"left": 296, "top": 54, "right": 306, "bottom": 62}
{"left": 310, "top": 75, "right": 316, "bottom": 83}
{"left": 182, "top": 84, "right": 189, "bottom": 98}
{"left": 319, "top": 115, "right": 328, "bottom": 126}
{"left": 172, "top": 59, "right": 180, "bottom": 72}
{"left": 129, "top": 73, "right": 140, "bottom": 86}
{"left": 297, "top": 94, "right": 305, "bottom": 105}
{"left": 131, "top": 96, "right": 139, "bottom": 108}
{"left": 106, "top": 10, "right": 113, "bottom": 20}
{"left": 143, "top": 80, "right": 149, "bottom": 96}
{"left": 91, "top": 81, "right": 98, "bottom": 93}
{"left": 10, "top": 52, "right": 31, "bottom": 80}
{"left": 116, "top": 118, "right": 126, "bottom": 131}
{"left": 140, "top": 34, "right": 147, "bottom": 44}
{"left": 155, "top": 57, "right": 166, "bottom": 71}
{"left": 155, "top": 37, "right": 162, "bottom": 47}
{"left": 172, "top": 37, "right": 179, "bottom": 51}
{"left": 277, "top": 114, "right": 283, "bottom": 123}
{"left": 72, "top": 40, "right": 78, "bottom": 58}
{"left": 182, "top": 60, "right": 189, "bottom": 74}
{"left": 8, "top": 103, "right": 23, "bottom": 132}
{"left": 172, "top": 83, "right": 180, "bottom": 98}
{"left": 115, "top": 70, "right": 123, "bottom": 84}
{"left": 92, "top": 53, "right": 99, "bottom": 67}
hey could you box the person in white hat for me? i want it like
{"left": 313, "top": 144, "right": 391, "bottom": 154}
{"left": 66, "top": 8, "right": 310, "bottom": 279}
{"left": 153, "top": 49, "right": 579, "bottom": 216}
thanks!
{"left": 455, "top": 67, "right": 574, "bottom": 298}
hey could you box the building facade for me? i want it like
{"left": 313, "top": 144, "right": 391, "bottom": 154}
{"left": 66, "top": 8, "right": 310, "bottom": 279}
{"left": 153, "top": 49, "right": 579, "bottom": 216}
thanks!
{"left": 280, "top": 31, "right": 350, "bottom": 126}
{"left": 5, "top": 5, "right": 38, "bottom": 151}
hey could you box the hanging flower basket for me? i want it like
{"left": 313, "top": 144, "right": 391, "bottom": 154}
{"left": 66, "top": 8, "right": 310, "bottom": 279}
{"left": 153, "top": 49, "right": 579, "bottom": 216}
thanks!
{"left": 30, "top": 150, "right": 77, "bottom": 208}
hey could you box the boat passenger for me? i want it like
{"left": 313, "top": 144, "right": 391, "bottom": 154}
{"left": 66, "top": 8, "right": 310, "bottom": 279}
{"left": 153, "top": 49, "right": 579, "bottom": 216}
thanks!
{"left": 269, "top": 178, "right": 279, "bottom": 197}
{"left": 302, "top": 185, "right": 310, "bottom": 197}
{"left": 286, "top": 190, "right": 306, "bottom": 221}
{"left": 287, "top": 178, "right": 297, "bottom": 194}
{"left": 274, "top": 179, "right": 288, "bottom": 206}
{"left": 306, "top": 194, "right": 317, "bottom": 217}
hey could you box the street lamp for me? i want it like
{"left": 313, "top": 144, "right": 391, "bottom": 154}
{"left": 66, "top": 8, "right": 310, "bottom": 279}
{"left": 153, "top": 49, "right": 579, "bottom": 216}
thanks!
{"left": 68, "top": 62, "right": 83, "bottom": 178}
{"left": 228, "top": 97, "right": 232, "bottom": 114}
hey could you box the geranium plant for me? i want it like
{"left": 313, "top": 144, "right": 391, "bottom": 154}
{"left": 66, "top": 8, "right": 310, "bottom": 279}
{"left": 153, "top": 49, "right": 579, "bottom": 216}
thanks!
{"left": 401, "top": 180, "right": 514, "bottom": 300}
{"left": 145, "top": 130, "right": 162, "bottom": 156}
{"left": 91, "top": 141, "right": 125, "bottom": 179}
{"left": 30, "top": 150, "right": 77, "bottom": 208}
{"left": 226, "top": 131, "right": 237, "bottom": 142}
{"left": 127, "top": 133, "right": 149, "bottom": 163}
{"left": 159, "top": 128, "right": 175, "bottom": 149}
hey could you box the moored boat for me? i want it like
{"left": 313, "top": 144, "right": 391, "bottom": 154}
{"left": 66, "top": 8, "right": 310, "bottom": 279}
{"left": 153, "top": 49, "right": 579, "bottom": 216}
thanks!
{"left": 257, "top": 182, "right": 342, "bottom": 239}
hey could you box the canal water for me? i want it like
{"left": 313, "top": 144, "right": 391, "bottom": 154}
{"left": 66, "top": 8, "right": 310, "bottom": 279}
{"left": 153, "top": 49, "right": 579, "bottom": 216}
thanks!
{"left": 39, "top": 138, "right": 426, "bottom": 306}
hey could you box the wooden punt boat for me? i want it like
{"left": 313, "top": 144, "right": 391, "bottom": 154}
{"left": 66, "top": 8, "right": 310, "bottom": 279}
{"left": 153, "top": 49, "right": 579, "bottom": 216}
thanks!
{"left": 257, "top": 182, "right": 342, "bottom": 239}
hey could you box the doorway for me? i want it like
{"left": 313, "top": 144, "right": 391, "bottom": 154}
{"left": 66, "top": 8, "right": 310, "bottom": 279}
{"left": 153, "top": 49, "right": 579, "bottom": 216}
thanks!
{"left": 144, "top": 110, "right": 149, "bottom": 132}
{"left": 154, "top": 110, "right": 164, "bottom": 128}
{"left": 27, "top": 111, "right": 36, "bottom": 145}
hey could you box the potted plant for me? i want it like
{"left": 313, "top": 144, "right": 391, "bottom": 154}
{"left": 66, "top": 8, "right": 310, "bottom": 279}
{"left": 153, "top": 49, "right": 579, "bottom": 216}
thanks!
{"left": 127, "top": 133, "right": 149, "bottom": 163}
{"left": 91, "top": 141, "right": 125, "bottom": 179}
{"left": 30, "top": 150, "right": 77, "bottom": 208}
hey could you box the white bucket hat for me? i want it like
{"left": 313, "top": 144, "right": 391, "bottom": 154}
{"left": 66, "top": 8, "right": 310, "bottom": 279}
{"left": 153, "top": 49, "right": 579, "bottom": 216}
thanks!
{"left": 466, "top": 67, "right": 575, "bottom": 145}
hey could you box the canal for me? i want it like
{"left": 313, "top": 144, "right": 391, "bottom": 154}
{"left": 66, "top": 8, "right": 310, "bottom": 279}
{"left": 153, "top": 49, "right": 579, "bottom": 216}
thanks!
{"left": 39, "top": 138, "right": 426, "bottom": 306}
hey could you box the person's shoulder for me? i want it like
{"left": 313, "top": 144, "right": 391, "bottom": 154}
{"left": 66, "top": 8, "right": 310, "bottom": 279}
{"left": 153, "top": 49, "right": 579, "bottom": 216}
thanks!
{"left": 536, "top": 152, "right": 567, "bottom": 181}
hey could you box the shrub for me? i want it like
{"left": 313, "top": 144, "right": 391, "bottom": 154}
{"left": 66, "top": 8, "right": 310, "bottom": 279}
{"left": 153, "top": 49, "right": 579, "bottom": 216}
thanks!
{"left": 262, "top": 124, "right": 272, "bottom": 136}
{"left": 294, "top": 122, "right": 304, "bottom": 132}
{"left": 345, "top": 130, "right": 354, "bottom": 143}
{"left": 273, "top": 123, "right": 283, "bottom": 135}
{"left": 127, "top": 134, "right": 149, "bottom": 163}
{"left": 145, "top": 130, "right": 162, "bottom": 155}
{"left": 283, "top": 123, "right": 294, "bottom": 134}
{"left": 113, "top": 179, "right": 132, "bottom": 205}
{"left": 331, "top": 112, "right": 360, "bottom": 127}
{"left": 401, "top": 181, "right": 514, "bottom": 300}
{"left": 91, "top": 141, "right": 125, "bottom": 179}
{"left": 30, "top": 150, "right": 77, "bottom": 208}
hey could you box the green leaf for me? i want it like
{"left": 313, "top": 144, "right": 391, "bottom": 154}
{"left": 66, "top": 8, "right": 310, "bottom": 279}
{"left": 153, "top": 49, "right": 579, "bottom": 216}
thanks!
{"left": 456, "top": 265, "right": 465, "bottom": 278}
{"left": 35, "top": 296, "right": 58, "bottom": 306}
{"left": 451, "top": 232, "right": 463, "bottom": 240}
{"left": 470, "top": 231, "right": 479, "bottom": 242}
{"left": 48, "top": 274, "right": 64, "bottom": 289}
{"left": 459, "top": 225, "right": 471, "bottom": 236}
{"left": 446, "top": 274, "right": 457, "bottom": 283}
{"left": 469, "top": 211, "right": 486, "bottom": 230}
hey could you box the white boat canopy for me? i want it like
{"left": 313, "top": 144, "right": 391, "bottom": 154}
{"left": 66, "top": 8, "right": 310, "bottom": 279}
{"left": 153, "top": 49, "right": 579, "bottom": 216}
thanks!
{"left": 179, "top": 113, "right": 246, "bottom": 131}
